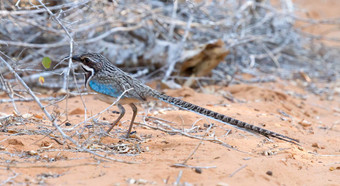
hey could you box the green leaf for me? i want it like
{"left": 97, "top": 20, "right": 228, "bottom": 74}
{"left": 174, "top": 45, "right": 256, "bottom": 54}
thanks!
{"left": 42, "top": 57, "right": 51, "bottom": 69}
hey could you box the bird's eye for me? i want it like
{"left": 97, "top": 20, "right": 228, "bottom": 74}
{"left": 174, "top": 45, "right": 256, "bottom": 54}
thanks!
{"left": 84, "top": 58, "right": 91, "bottom": 63}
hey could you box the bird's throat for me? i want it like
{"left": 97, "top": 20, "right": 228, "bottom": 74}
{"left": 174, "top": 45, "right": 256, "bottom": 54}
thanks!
{"left": 81, "top": 65, "right": 94, "bottom": 88}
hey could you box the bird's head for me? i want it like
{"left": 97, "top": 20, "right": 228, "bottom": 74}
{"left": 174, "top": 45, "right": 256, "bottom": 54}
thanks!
{"left": 72, "top": 53, "right": 107, "bottom": 73}
{"left": 72, "top": 53, "right": 108, "bottom": 86}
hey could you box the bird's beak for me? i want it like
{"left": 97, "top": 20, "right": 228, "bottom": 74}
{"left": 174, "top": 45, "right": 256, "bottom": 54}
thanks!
{"left": 71, "top": 55, "right": 81, "bottom": 62}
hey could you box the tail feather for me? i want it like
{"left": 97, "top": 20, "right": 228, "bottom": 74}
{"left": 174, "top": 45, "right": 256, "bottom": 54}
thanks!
{"left": 152, "top": 91, "right": 299, "bottom": 144}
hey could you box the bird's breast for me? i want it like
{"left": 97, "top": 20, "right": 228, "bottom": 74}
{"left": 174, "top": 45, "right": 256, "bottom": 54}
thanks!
{"left": 87, "top": 80, "right": 141, "bottom": 105}
{"left": 88, "top": 80, "right": 122, "bottom": 98}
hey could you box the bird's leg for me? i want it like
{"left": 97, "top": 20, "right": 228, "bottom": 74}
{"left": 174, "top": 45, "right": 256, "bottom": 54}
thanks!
{"left": 107, "top": 103, "right": 125, "bottom": 134}
{"left": 126, "top": 103, "right": 137, "bottom": 138}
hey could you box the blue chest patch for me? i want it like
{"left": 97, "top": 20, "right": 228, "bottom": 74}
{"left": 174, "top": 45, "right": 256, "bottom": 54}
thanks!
{"left": 89, "top": 80, "right": 122, "bottom": 98}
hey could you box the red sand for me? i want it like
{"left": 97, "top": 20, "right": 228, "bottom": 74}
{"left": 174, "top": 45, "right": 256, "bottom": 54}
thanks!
{"left": 1, "top": 79, "right": 339, "bottom": 185}
{"left": 0, "top": 0, "right": 339, "bottom": 185}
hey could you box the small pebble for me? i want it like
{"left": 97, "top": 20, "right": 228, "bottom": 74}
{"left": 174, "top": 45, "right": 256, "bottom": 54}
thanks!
{"left": 127, "top": 178, "right": 135, "bottom": 184}
{"left": 312, "top": 143, "right": 319, "bottom": 148}
{"left": 266, "top": 170, "right": 273, "bottom": 176}
{"left": 194, "top": 168, "right": 202, "bottom": 174}
{"left": 136, "top": 179, "right": 148, "bottom": 184}
{"left": 28, "top": 150, "right": 38, "bottom": 156}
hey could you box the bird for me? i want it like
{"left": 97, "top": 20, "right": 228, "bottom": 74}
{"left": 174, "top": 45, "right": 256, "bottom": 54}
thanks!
{"left": 72, "top": 53, "right": 299, "bottom": 144}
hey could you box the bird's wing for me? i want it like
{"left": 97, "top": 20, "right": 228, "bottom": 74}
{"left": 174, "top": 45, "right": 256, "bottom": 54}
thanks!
{"left": 122, "top": 75, "right": 148, "bottom": 101}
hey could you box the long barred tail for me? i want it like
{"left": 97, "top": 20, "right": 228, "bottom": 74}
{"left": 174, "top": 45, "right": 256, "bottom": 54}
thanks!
{"left": 152, "top": 92, "right": 299, "bottom": 144}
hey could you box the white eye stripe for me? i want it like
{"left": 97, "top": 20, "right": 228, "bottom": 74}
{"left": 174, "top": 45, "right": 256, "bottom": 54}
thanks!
{"left": 81, "top": 64, "right": 95, "bottom": 88}
{"left": 81, "top": 64, "right": 94, "bottom": 73}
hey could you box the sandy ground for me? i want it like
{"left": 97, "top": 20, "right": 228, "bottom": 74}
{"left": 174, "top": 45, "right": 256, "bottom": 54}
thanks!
{"left": 1, "top": 1, "right": 340, "bottom": 185}
{"left": 0, "top": 78, "right": 339, "bottom": 185}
